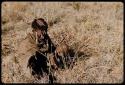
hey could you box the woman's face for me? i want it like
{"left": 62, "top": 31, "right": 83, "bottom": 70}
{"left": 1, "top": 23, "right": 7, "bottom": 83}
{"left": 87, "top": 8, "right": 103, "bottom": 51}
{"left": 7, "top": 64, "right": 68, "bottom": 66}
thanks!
{"left": 33, "top": 29, "right": 46, "bottom": 39}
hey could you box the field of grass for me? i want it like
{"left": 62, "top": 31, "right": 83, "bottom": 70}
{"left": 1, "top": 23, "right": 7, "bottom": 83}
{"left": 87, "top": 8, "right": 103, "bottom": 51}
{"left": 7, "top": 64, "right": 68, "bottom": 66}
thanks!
{"left": 1, "top": 2, "right": 123, "bottom": 83}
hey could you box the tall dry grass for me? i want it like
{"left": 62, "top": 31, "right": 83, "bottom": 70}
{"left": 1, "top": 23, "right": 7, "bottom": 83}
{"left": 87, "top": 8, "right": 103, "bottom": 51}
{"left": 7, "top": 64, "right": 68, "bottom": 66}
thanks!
{"left": 1, "top": 2, "right": 123, "bottom": 83}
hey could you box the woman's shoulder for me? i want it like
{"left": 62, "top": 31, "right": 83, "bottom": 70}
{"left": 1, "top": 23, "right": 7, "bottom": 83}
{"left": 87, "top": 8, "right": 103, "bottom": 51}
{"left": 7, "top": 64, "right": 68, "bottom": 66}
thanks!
{"left": 17, "top": 32, "right": 37, "bottom": 57}
{"left": 26, "top": 32, "right": 36, "bottom": 44}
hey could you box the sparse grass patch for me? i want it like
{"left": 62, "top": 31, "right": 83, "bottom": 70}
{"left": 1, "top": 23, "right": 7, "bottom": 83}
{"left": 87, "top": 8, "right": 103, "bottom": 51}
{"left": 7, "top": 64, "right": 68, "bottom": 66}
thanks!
{"left": 72, "top": 2, "right": 80, "bottom": 11}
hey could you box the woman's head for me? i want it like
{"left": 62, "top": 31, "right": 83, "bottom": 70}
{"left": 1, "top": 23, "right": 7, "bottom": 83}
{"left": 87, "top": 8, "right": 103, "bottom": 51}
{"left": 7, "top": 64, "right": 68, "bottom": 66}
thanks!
{"left": 32, "top": 18, "right": 48, "bottom": 38}
{"left": 32, "top": 18, "right": 48, "bottom": 32}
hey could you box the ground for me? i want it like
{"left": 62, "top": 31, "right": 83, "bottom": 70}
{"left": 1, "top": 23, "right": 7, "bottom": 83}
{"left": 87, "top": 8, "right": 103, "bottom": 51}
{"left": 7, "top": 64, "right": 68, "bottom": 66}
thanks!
{"left": 1, "top": 2, "right": 123, "bottom": 83}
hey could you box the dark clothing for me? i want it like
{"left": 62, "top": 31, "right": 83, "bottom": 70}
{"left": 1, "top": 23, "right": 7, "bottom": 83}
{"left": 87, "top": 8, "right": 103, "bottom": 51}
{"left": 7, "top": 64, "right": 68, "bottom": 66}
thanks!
{"left": 27, "top": 33, "right": 56, "bottom": 79}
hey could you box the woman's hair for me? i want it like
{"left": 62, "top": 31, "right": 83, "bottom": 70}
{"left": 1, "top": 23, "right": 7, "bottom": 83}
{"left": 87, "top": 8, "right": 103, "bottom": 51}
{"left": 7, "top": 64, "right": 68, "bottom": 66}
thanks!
{"left": 32, "top": 18, "right": 48, "bottom": 32}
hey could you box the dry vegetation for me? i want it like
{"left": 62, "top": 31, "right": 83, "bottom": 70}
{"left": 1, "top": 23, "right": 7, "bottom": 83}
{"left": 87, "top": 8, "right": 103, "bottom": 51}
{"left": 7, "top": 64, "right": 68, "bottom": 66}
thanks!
{"left": 1, "top": 2, "right": 123, "bottom": 83}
